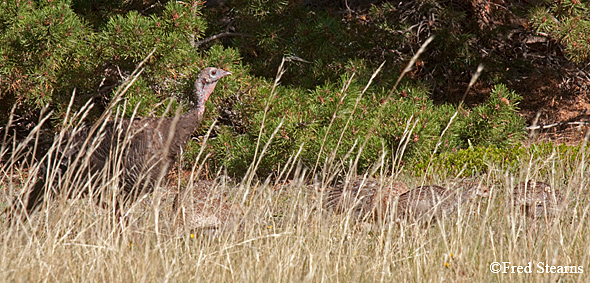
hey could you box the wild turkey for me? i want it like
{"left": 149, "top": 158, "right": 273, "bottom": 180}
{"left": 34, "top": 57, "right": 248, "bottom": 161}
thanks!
{"left": 10, "top": 67, "right": 231, "bottom": 219}
{"left": 510, "top": 181, "right": 564, "bottom": 220}
{"left": 324, "top": 178, "right": 409, "bottom": 222}
{"left": 396, "top": 182, "right": 490, "bottom": 224}
{"left": 173, "top": 180, "right": 243, "bottom": 236}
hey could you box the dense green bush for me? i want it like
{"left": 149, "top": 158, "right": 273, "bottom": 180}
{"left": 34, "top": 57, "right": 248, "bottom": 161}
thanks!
{"left": 0, "top": 0, "right": 231, "bottom": 121}
{"left": 204, "top": 69, "right": 526, "bottom": 177}
{"left": 0, "top": 0, "right": 98, "bottom": 107}
{"left": 530, "top": 0, "right": 590, "bottom": 63}
{"left": 417, "top": 141, "right": 588, "bottom": 177}
{"left": 453, "top": 84, "right": 526, "bottom": 149}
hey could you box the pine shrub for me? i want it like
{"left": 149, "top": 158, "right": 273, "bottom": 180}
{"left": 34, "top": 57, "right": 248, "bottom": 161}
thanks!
{"left": 530, "top": 0, "right": 590, "bottom": 63}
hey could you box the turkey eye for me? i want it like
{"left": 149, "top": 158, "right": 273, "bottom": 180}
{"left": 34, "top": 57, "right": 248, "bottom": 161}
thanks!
{"left": 211, "top": 69, "right": 217, "bottom": 76}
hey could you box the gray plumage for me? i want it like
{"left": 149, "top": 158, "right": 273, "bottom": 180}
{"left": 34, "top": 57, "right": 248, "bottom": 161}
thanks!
{"left": 396, "top": 183, "right": 490, "bottom": 224}
{"left": 11, "top": 67, "right": 231, "bottom": 218}
{"left": 324, "top": 178, "right": 410, "bottom": 221}
{"left": 511, "top": 181, "right": 564, "bottom": 219}
{"left": 173, "top": 180, "right": 243, "bottom": 235}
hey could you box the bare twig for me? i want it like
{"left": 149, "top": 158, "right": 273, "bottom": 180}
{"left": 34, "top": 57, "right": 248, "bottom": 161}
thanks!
{"left": 526, "top": 121, "right": 590, "bottom": 131}
{"left": 194, "top": 32, "right": 253, "bottom": 48}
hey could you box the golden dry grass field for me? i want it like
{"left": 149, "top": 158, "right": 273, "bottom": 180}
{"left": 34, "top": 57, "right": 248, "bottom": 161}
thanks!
{"left": 1, "top": 133, "right": 589, "bottom": 282}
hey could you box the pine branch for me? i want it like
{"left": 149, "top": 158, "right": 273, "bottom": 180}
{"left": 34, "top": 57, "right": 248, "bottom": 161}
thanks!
{"left": 526, "top": 121, "right": 590, "bottom": 131}
{"left": 193, "top": 32, "right": 253, "bottom": 48}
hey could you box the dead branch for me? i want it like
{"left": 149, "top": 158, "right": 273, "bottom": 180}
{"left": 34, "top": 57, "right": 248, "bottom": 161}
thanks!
{"left": 526, "top": 121, "right": 590, "bottom": 131}
{"left": 194, "top": 32, "right": 253, "bottom": 48}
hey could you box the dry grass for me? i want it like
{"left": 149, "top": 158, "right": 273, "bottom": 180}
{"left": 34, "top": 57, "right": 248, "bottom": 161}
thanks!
{"left": 1, "top": 117, "right": 590, "bottom": 282}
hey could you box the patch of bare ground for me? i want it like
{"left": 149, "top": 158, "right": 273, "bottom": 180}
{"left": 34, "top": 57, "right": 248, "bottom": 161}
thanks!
{"left": 515, "top": 66, "right": 590, "bottom": 145}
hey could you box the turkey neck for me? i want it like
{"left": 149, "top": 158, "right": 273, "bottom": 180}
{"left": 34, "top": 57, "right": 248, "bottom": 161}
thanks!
{"left": 166, "top": 79, "right": 218, "bottom": 159}
{"left": 173, "top": 107, "right": 203, "bottom": 149}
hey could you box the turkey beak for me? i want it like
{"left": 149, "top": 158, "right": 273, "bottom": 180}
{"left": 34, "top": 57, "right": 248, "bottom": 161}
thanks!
{"left": 220, "top": 69, "right": 232, "bottom": 78}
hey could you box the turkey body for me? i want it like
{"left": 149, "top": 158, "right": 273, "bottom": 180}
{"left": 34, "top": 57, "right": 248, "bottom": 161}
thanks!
{"left": 396, "top": 183, "right": 490, "bottom": 224}
{"left": 511, "top": 181, "right": 564, "bottom": 220}
{"left": 63, "top": 111, "right": 202, "bottom": 199}
{"left": 13, "top": 67, "right": 231, "bottom": 218}
{"left": 324, "top": 178, "right": 409, "bottom": 221}
{"left": 173, "top": 180, "right": 243, "bottom": 235}
{"left": 396, "top": 185, "right": 453, "bottom": 223}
